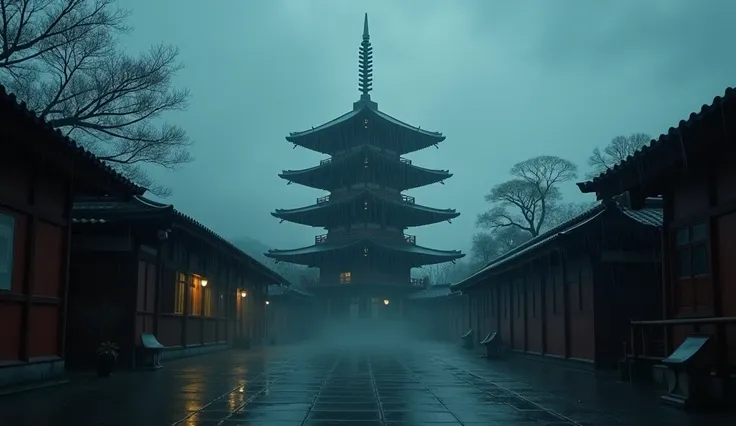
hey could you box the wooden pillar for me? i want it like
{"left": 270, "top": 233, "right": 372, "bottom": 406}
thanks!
{"left": 540, "top": 257, "right": 548, "bottom": 355}
{"left": 523, "top": 263, "right": 529, "bottom": 352}
{"left": 58, "top": 159, "right": 74, "bottom": 358}
{"left": 706, "top": 155, "right": 727, "bottom": 376}
{"left": 181, "top": 236, "right": 190, "bottom": 348}
{"left": 662, "top": 192, "right": 673, "bottom": 355}
{"left": 560, "top": 249, "right": 571, "bottom": 359}
{"left": 509, "top": 279, "right": 515, "bottom": 349}
{"left": 153, "top": 238, "right": 164, "bottom": 338}
{"left": 20, "top": 165, "right": 38, "bottom": 361}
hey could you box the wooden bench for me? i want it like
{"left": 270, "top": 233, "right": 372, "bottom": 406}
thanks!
{"left": 138, "top": 333, "right": 165, "bottom": 370}
{"left": 460, "top": 329, "right": 473, "bottom": 350}
{"left": 659, "top": 334, "right": 714, "bottom": 408}
{"left": 480, "top": 331, "right": 501, "bottom": 358}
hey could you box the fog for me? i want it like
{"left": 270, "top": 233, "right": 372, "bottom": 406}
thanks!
{"left": 311, "top": 320, "right": 418, "bottom": 352}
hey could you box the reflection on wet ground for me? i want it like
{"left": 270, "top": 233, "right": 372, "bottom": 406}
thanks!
{"left": 1, "top": 342, "right": 735, "bottom": 425}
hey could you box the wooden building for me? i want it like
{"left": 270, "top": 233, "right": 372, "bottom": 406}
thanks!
{"left": 405, "top": 284, "right": 468, "bottom": 342}
{"left": 67, "top": 196, "right": 290, "bottom": 370}
{"left": 265, "top": 14, "right": 464, "bottom": 318}
{"left": 0, "top": 86, "right": 143, "bottom": 388}
{"left": 451, "top": 198, "right": 663, "bottom": 369}
{"left": 578, "top": 87, "right": 736, "bottom": 375}
{"left": 265, "top": 285, "right": 315, "bottom": 345}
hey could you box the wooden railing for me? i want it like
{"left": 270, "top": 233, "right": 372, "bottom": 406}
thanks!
{"left": 317, "top": 195, "right": 330, "bottom": 204}
{"left": 410, "top": 277, "right": 425, "bottom": 287}
{"left": 403, "top": 234, "right": 416, "bottom": 245}
{"left": 315, "top": 234, "right": 328, "bottom": 244}
{"left": 401, "top": 194, "right": 415, "bottom": 204}
{"left": 627, "top": 316, "right": 736, "bottom": 366}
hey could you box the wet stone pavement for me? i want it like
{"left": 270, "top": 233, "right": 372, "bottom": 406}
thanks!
{"left": 1, "top": 343, "right": 735, "bottom": 426}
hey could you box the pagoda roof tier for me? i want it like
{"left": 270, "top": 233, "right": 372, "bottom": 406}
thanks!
{"left": 265, "top": 237, "right": 464, "bottom": 268}
{"left": 285, "top": 102, "right": 445, "bottom": 156}
{"left": 271, "top": 188, "right": 460, "bottom": 228}
{"left": 279, "top": 144, "right": 452, "bottom": 191}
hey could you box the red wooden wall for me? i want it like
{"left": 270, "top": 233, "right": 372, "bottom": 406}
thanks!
{"left": 0, "top": 151, "right": 68, "bottom": 364}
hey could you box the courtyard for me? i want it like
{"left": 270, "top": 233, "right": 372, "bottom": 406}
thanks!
{"left": 1, "top": 341, "right": 734, "bottom": 426}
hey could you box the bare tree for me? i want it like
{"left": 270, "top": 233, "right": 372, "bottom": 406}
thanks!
{"left": 545, "top": 201, "right": 597, "bottom": 229}
{"left": 471, "top": 232, "right": 497, "bottom": 264}
{"left": 494, "top": 227, "right": 532, "bottom": 252}
{"left": 587, "top": 133, "right": 651, "bottom": 179}
{"left": 422, "top": 262, "right": 458, "bottom": 286}
{"left": 0, "top": 0, "right": 191, "bottom": 196}
{"left": 477, "top": 156, "right": 578, "bottom": 237}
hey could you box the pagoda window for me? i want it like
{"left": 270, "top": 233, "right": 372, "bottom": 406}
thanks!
{"left": 340, "top": 272, "right": 352, "bottom": 283}
{"left": 364, "top": 118, "right": 369, "bottom": 129}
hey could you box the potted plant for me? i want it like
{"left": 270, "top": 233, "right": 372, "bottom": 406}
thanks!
{"left": 96, "top": 341, "right": 119, "bottom": 377}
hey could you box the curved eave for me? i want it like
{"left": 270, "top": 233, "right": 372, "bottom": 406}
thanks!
{"left": 285, "top": 106, "right": 445, "bottom": 155}
{"left": 278, "top": 158, "right": 453, "bottom": 191}
{"left": 271, "top": 192, "right": 461, "bottom": 227}
{"left": 265, "top": 238, "right": 464, "bottom": 267}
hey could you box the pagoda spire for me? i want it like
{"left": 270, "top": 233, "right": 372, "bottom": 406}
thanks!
{"left": 358, "top": 13, "right": 373, "bottom": 100}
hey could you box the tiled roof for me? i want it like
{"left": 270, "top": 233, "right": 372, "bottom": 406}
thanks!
{"left": 578, "top": 87, "right": 736, "bottom": 194}
{"left": 265, "top": 237, "right": 464, "bottom": 265}
{"left": 267, "top": 285, "right": 313, "bottom": 298}
{"left": 73, "top": 196, "right": 291, "bottom": 287}
{"left": 0, "top": 85, "right": 144, "bottom": 196}
{"left": 407, "top": 284, "right": 459, "bottom": 300}
{"left": 287, "top": 103, "right": 444, "bottom": 139}
{"left": 451, "top": 198, "right": 663, "bottom": 291}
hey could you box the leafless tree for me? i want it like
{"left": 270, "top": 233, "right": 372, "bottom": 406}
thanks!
{"left": 477, "top": 156, "right": 578, "bottom": 237}
{"left": 422, "top": 262, "right": 458, "bottom": 286}
{"left": 0, "top": 0, "right": 191, "bottom": 196}
{"left": 471, "top": 232, "right": 498, "bottom": 264}
{"left": 586, "top": 133, "right": 651, "bottom": 179}
{"left": 544, "top": 201, "right": 597, "bottom": 229}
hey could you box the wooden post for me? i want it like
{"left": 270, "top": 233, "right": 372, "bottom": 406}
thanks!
{"left": 20, "top": 164, "right": 38, "bottom": 361}
{"left": 58, "top": 157, "right": 74, "bottom": 358}
{"left": 523, "top": 263, "right": 529, "bottom": 352}
{"left": 182, "top": 236, "right": 190, "bottom": 348}
{"left": 560, "top": 249, "right": 571, "bottom": 359}
{"left": 540, "top": 257, "right": 548, "bottom": 355}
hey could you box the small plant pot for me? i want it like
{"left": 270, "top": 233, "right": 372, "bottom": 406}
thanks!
{"left": 97, "top": 355, "right": 115, "bottom": 377}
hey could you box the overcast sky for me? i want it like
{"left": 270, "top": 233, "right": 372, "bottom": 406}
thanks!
{"left": 120, "top": 0, "right": 736, "bottom": 254}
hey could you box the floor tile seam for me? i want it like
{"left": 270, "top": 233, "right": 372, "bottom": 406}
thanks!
{"left": 431, "top": 354, "right": 583, "bottom": 426}
{"left": 168, "top": 366, "right": 278, "bottom": 426}
{"left": 214, "top": 361, "right": 304, "bottom": 426}
{"left": 392, "top": 356, "right": 465, "bottom": 425}
{"left": 366, "top": 353, "right": 384, "bottom": 423}
{"left": 299, "top": 353, "right": 343, "bottom": 426}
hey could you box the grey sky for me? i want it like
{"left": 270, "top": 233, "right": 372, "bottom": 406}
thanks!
{"left": 120, "top": 0, "right": 736, "bottom": 254}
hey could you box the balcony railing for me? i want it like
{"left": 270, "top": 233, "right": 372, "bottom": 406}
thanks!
{"left": 403, "top": 234, "right": 416, "bottom": 245}
{"left": 410, "top": 277, "right": 425, "bottom": 287}
{"left": 315, "top": 234, "right": 328, "bottom": 244}
{"left": 320, "top": 158, "right": 332, "bottom": 166}
{"left": 399, "top": 157, "right": 412, "bottom": 165}
{"left": 401, "top": 194, "right": 415, "bottom": 204}
{"left": 317, "top": 195, "right": 331, "bottom": 204}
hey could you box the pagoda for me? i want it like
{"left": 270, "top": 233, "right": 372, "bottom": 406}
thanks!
{"left": 266, "top": 14, "right": 464, "bottom": 320}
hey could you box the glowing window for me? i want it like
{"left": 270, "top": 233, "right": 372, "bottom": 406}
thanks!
{"left": 339, "top": 272, "right": 351, "bottom": 283}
